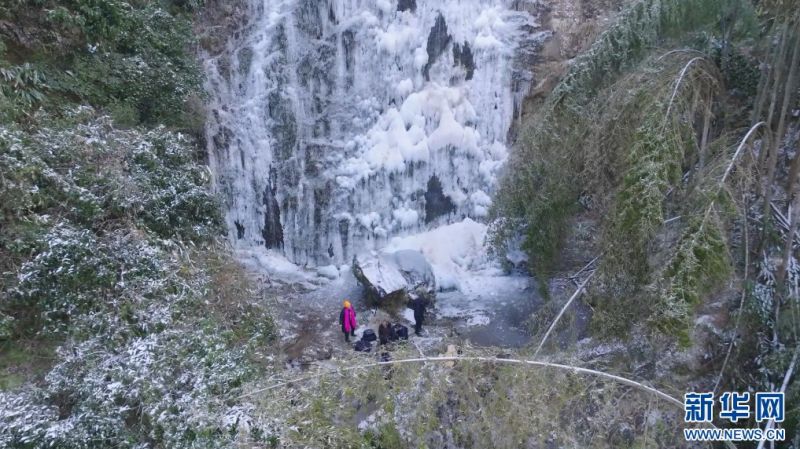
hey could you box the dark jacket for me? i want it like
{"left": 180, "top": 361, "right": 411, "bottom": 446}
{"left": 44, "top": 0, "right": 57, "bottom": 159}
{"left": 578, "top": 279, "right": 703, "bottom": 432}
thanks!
{"left": 378, "top": 323, "right": 390, "bottom": 345}
{"left": 409, "top": 298, "right": 427, "bottom": 322}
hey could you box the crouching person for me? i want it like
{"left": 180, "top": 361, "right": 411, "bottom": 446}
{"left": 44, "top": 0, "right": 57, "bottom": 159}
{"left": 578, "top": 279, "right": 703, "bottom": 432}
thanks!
{"left": 378, "top": 321, "right": 391, "bottom": 345}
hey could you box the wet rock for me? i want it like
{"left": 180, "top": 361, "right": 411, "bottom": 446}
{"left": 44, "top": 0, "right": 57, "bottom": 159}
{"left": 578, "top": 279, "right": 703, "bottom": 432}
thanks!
{"left": 261, "top": 174, "right": 284, "bottom": 249}
{"left": 452, "top": 41, "right": 475, "bottom": 80}
{"left": 237, "top": 46, "right": 253, "bottom": 75}
{"left": 234, "top": 220, "right": 245, "bottom": 239}
{"left": 397, "top": 0, "right": 416, "bottom": 12}
{"left": 423, "top": 14, "right": 452, "bottom": 80}
{"left": 353, "top": 249, "right": 436, "bottom": 304}
{"left": 424, "top": 175, "right": 456, "bottom": 223}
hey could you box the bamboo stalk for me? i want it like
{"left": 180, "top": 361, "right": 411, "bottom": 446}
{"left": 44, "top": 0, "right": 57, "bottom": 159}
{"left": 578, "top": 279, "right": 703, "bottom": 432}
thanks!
{"left": 769, "top": 201, "right": 800, "bottom": 247}
{"left": 767, "top": 27, "right": 800, "bottom": 280}
{"left": 534, "top": 271, "right": 595, "bottom": 358}
{"left": 665, "top": 57, "right": 708, "bottom": 120}
{"left": 656, "top": 48, "right": 707, "bottom": 61}
{"left": 721, "top": 123, "right": 765, "bottom": 186}
{"left": 687, "top": 124, "right": 762, "bottom": 274}
{"left": 713, "top": 194, "right": 749, "bottom": 393}
{"left": 699, "top": 101, "right": 712, "bottom": 168}
{"left": 240, "top": 354, "right": 737, "bottom": 448}
{"left": 751, "top": 22, "right": 783, "bottom": 127}
{"left": 780, "top": 26, "right": 800, "bottom": 193}
{"left": 779, "top": 196, "right": 800, "bottom": 284}
{"left": 755, "top": 345, "right": 799, "bottom": 449}
{"left": 569, "top": 254, "right": 602, "bottom": 279}
{"left": 241, "top": 355, "right": 681, "bottom": 403}
{"left": 761, "top": 22, "right": 796, "bottom": 213}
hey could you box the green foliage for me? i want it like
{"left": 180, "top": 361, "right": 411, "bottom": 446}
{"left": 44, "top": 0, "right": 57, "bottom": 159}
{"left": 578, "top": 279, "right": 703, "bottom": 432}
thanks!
{"left": 0, "top": 4, "right": 281, "bottom": 447}
{"left": 1, "top": 1, "right": 203, "bottom": 126}
{"left": 0, "top": 314, "right": 13, "bottom": 341}
{"left": 59, "top": 5, "right": 202, "bottom": 125}
{"left": 652, "top": 212, "right": 731, "bottom": 342}
{"left": 0, "top": 108, "right": 221, "bottom": 241}
{"left": 0, "top": 340, "right": 57, "bottom": 390}
{"left": 493, "top": 0, "right": 736, "bottom": 277}
{"left": 128, "top": 127, "right": 221, "bottom": 240}
{"left": 9, "top": 223, "right": 160, "bottom": 331}
{"left": 251, "top": 351, "right": 691, "bottom": 448}
{"left": 605, "top": 118, "right": 690, "bottom": 278}
{"left": 0, "top": 106, "right": 276, "bottom": 448}
{"left": 0, "top": 323, "right": 261, "bottom": 448}
{"left": 372, "top": 423, "right": 404, "bottom": 449}
{"left": 713, "top": 42, "right": 760, "bottom": 99}
{"left": 494, "top": 0, "right": 758, "bottom": 341}
{"left": 492, "top": 108, "right": 584, "bottom": 279}
{"left": 0, "top": 108, "right": 222, "bottom": 333}
{"left": 0, "top": 63, "right": 47, "bottom": 119}
{"left": 551, "top": 0, "right": 731, "bottom": 108}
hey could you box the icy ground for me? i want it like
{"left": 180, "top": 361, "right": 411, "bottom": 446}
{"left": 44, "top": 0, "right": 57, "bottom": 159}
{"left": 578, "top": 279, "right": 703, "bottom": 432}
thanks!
{"left": 238, "top": 219, "right": 538, "bottom": 365}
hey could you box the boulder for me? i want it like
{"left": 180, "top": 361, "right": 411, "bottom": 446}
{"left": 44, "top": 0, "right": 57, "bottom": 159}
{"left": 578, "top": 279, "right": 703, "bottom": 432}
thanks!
{"left": 352, "top": 249, "right": 436, "bottom": 304}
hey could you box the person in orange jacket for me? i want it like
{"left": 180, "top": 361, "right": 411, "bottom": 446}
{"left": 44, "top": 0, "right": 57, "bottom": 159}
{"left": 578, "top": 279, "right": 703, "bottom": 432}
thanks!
{"left": 339, "top": 300, "right": 357, "bottom": 342}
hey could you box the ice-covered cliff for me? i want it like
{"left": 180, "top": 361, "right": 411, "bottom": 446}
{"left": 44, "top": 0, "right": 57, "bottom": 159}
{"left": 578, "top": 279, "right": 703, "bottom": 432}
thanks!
{"left": 204, "top": 0, "right": 545, "bottom": 266}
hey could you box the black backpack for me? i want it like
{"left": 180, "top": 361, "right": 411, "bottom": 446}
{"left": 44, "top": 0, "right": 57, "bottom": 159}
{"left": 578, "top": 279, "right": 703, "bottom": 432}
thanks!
{"left": 354, "top": 339, "right": 372, "bottom": 352}
{"left": 392, "top": 323, "right": 409, "bottom": 340}
{"left": 362, "top": 329, "right": 377, "bottom": 342}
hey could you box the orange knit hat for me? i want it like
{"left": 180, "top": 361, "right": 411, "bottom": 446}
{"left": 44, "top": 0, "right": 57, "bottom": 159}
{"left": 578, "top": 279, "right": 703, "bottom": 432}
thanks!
{"left": 343, "top": 300, "right": 351, "bottom": 308}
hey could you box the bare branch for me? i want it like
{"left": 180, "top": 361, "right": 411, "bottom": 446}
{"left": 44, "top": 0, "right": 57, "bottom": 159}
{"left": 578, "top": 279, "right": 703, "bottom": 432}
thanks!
{"left": 534, "top": 271, "right": 595, "bottom": 358}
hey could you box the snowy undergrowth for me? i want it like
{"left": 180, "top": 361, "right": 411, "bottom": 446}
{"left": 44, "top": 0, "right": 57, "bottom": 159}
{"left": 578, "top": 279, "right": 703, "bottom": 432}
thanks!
{"left": 234, "top": 346, "right": 689, "bottom": 448}
{"left": 0, "top": 108, "right": 276, "bottom": 448}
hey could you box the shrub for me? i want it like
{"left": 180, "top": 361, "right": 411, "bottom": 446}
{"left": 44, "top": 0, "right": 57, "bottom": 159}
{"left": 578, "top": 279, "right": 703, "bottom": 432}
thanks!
{"left": 0, "top": 105, "right": 272, "bottom": 445}
{"left": 1, "top": 1, "right": 203, "bottom": 126}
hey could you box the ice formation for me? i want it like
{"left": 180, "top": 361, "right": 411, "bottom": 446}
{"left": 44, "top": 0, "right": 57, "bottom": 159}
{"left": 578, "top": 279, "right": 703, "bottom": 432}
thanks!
{"left": 204, "top": 0, "right": 545, "bottom": 266}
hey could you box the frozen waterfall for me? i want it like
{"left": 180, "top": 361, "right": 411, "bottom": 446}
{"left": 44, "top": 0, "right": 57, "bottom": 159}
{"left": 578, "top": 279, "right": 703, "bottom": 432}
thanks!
{"left": 204, "top": 0, "right": 545, "bottom": 266}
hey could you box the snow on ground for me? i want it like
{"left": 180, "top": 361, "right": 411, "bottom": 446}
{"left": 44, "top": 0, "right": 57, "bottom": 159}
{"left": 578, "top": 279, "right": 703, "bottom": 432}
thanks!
{"left": 235, "top": 247, "right": 324, "bottom": 286}
{"left": 316, "top": 265, "right": 340, "bottom": 280}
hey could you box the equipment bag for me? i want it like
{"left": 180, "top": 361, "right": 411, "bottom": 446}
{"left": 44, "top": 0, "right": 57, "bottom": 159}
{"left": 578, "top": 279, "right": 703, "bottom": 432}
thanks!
{"left": 362, "top": 329, "right": 377, "bottom": 342}
{"left": 354, "top": 339, "right": 372, "bottom": 352}
{"left": 392, "top": 323, "right": 409, "bottom": 340}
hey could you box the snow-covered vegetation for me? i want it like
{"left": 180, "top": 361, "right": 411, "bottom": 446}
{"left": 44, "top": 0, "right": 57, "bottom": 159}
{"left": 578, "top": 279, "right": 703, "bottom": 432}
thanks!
{"left": 0, "top": 2, "right": 276, "bottom": 446}
{"left": 493, "top": 0, "right": 799, "bottom": 438}
{"left": 0, "top": 108, "right": 275, "bottom": 448}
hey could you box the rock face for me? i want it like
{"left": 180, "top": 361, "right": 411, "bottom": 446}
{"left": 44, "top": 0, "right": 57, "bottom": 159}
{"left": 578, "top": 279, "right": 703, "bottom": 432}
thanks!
{"left": 353, "top": 250, "right": 435, "bottom": 304}
{"left": 516, "top": 0, "right": 625, "bottom": 122}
